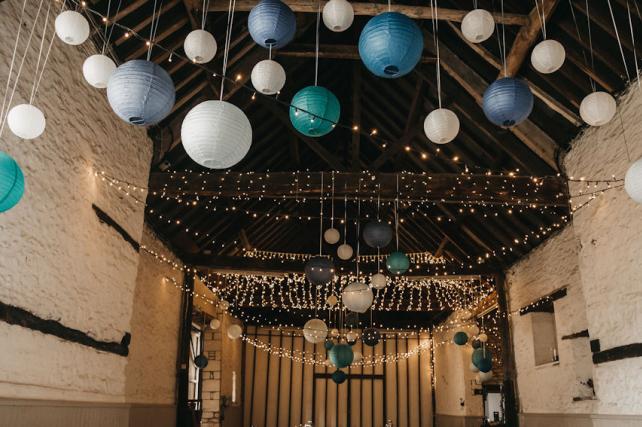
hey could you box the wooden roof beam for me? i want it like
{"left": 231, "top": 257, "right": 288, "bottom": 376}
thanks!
{"left": 276, "top": 44, "right": 436, "bottom": 62}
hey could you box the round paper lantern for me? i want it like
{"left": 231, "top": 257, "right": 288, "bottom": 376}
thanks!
{"left": 479, "top": 371, "right": 493, "bottom": 382}
{"left": 531, "top": 39, "right": 565, "bottom": 74}
{"left": 370, "top": 272, "right": 387, "bottom": 290}
{"left": 219, "top": 299, "right": 230, "bottom": 310}
{"left": 358, "top": 12, "right": 423, "bottom": 78}
{"left": 469, "top": 362, "right": 479, "bottom": 373}
{"left": 227, "top": 324, "right": 243, "bottom": 340}
{"left": 342, "top": 282, "right": 374, "bottom": 313}
{"left": 324, "top": 227, "right": 341, "bottom": 244}
{"left": 424, "top": 108, "right": 459, "bottom": 144}
{"left": 209, "top": 319, "right": 221, "bottom": 330}
{"left": 580, "top": 91, "right": 616, "bottom": 126}
{"left": 471, "top": 339, "right": 481, "bottom": 349}
{"left": 362, "top": 327, "right": 380, "bottom": 347}
{"left": 453, "top": 331, "right": 468, "bottom": 346}
{"left": 478, "top": 332, "right": 488, "bottom": 343}
{"left": 107, "top": 60, "right": 175, "bottom": 126}
{"left": 251, "top": 59, "right": 286, "bottom": 95}
{"left": 184, "top": 29, "right": 217, "bottom": 64}
{"left": 337, "top": 243, "right": 353, "bottom": 260}
{"left": 0, "top": 152, "right": 25, "bottom": 213}
{"left": 194, "top": 354, "right": 209, "bottom": 369}
{"left": 330, "top": 328, "right": 340, "bottom": 338}
{"left": 625, "top": 158, "right": 642, "bottom": 204}
{"left": 386, "top": 251, "right": 410, "bottom": 275}
{"left": 55, "top": 10, "right": 89, "bottom": 45}
{"left": 329, "top": 343, "right": 354, "bottom": 368}
{"left": 305, "top": 256, "right": 335, "bottom": 285}
{"left": 472, "top": 348, "right": 492, "bottom": 367}
{"left": 327, "top": 294, "right": 339, "bottom": 307}
{"left": 7, "top": 104, "right": 45, "bottom": 139}
{"left": 324, "top": 358, "right": 334, "bottom": 367}
{"left": 181, "top": 100, "right": 252, "bottom": 169}
{"left": 83, "top": 54, "right": 116, "bottom": 89}
{"left": 363, "top": 220, "right": 393, "bottom": 248}
{"left": 483, "top": 78, "right": 533, "bottom": 127}
{"left": 303, "top": 318, "right": 329, "bottom": 343}
{"left": 352, "top": 350, "right": 363, "bottom": 364}
{"left": 324, "top": 339, "right": 335, "bottom": 350}
{"left": 332, "top": 369, "right": 347, "bottom": 384}
{"left": 477, "top": 357, "right": 493, "bottom": 373}
{"left": 323, "top": 0, "right": 354, "bottom": 32}
{"left": 346, "top": 330, "right": 359, "bottom": 344}
{"left": 290, "top": 86, "right": 340, "bottom": 137}
{"left": 248, "top": 0, "right": 296, "bottom": 49}
{"left": 461, "top": 9, "right": 494, "bottom": 43}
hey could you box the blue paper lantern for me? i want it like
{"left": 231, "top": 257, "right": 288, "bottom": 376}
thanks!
{"left": 0, "top": 151, "right": 24, "bottom": 212}
{"left": 453, "top": 331, "right": 468, "bottom": 346}
{"left": 107, "top": 60, "right": 175, "bottom": 126}
{"left": 289, "top": 86, "right": 340, "bottom": 137}
{"left": 305, "top": 256, "right": 335, "bottom": 285}
{"left": 363, "top": 220, "right": 393, "bottom": 248}
{"left": 248, "top": 0, "right": 296, "bottom": 49}
{"left": 332, "top": 369, "right": 347, "bottom": 384}
{"left": 386, "top": 251, "right": 410, "bottom": 275}
{"left": 358, "top": 12, "right": 423, "bottom": 78}
{"left": 482, "top": 77, "right": 533, "bottom": 127}
{"left": 329, "top": 343, "right": 354, "bottom": 368}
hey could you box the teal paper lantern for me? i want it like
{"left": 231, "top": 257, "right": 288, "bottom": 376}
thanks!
{"left": 0, "top": 151, "right": 25, "bottom": 212}
{"left": 289, "top": 86, "right": 340, "bottom": 137}
{"left": 453, "top": 331, "right": 468, "bottom": 346}
{"left": 472, "top": 348, "right": 493, "bottom": 370}
{"left": 324, "top": 339, "right": 334, "bottom": 350}
{"left": 477, "top": 357, "right": 493, "bottom": 373}
{"left": 329, "top": 343, "right": 354, "bottom": 368}
{"left": 332, "top": 369, "right": 347, "bottom": 384}
{"left": 386, "top": 251, "right": 410, "bottom": 275}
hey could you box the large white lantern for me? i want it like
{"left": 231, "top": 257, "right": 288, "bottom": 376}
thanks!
{"left": 322, "top": 0, "right": 354, "bottom": 32}
{"left": 7, "top": 104, "right": 45, "bottom": 139}
{"left": 580, "top": 91, "right": 616, "bottom": 126}
{"left": 303, "top": 318, "right": 328, "bottom": 343}
{"left": 55, "top": 10, "right": 90, "bottom": 45}
{"left": 625, "top": 158, "right": 642, "bottom": 204}
{"left": 184, "top": 29, "right": 217, "bottom": 64}
{"left": 324, "top": 227, "right": 341, "bottom": 244}
{"left": 227, "top": 324, "right": 243, "bottom": 340}
{"left": 182, "top": 100, "right": 253, "bottom": 169}
{"left": 461, "top": 9, "right": 494, "bottom": 43}
{"left": 531, "top": 39, "right": 565, "bottom": 74}
{"left": 370, "top": 272, "right": 387, "bottom": 290}
{"left": 83, "top": 54, "right": 116, "bottom": 89}
{"left": 342, "top": 282, "right": 374, "bottom": 313}
{"left": 251, "top": 59, "right": 286, "bottom": 95}
{"left": 424, "top": 108, "right": 460, "bottom": 144}
{"left": 337, "top": 243, "right": 353, "bottom": 260}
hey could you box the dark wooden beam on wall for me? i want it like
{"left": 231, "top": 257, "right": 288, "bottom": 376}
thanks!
{"left": 276, "top": 44, "right": 436, "bottom": 63}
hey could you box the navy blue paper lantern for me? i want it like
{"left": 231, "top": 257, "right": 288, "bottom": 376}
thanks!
{"left": 107, "top": 60, "right": 175, "bottom": 126}
{"left": 248, "top": 0, "right": 296, "bottom": 49}
{"left": 332, "top": 369, "right": 347, "bottom": 384}
{"left": 453, "top": 331, "right": 468, "bottom": 346}
{"left": 194, "top": 354, "right": 209, "bottom": 369}
{"left": 358, "top": 12, "right": 423, "bottom": 78}
{"left": 482, "top": 77, "right": 533, "bottom": 127}
{"left": 362, "top": 327, "right": 380, "bottom": 347}
{"left": 363, "top": 220, "right": 393, "bottom": 248}
{"left": 471, "top": 339, "right": 481, "bottom": 349}
{"left": 329, "top": 343, "right": 354, "bottom": 368}
{"left": 304, "top": 256, "right": 335, "bottom": 285}
{"left": 290, "top": 86, "right": 340, "bottom": 137}
{"left": 477, "top": 357, "right": 493, "bottom": 373}
{"left": 0, "top": 151, "right": 24, "bottom": 213}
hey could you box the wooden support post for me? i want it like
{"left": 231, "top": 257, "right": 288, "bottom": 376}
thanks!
{"left": 176, "top": 270, "right": 195, "bottom": 427}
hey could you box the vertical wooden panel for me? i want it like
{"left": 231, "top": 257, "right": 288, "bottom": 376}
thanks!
{"left": 285, "top": 333, "right": 294, "bottom": 427}
{"left": 290, "top": 333, "right": 304, "bottom": 425}
{"left": 252, "top": 330, "right": 269, "bottom": 427}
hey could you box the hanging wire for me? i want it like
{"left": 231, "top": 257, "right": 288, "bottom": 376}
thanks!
{"left": 431, "top": 0, "right": 442, "bottom": 108}
{"left": 500, "top": 0, "right": 507, "bottom": 76}
{"left": 31, "top": 0, "right": 64, "bottom": 104}
{"left": 201, "top": 0, "right": 211, "bottom": 30}
{"left": 103, "top": 0, "right": 112, "bottom": 52}
{"left": 146, "top": 0, "right": 159, "bottom": 61}
{"left": 618, "top": 111, "right": 633, "bottom": 162}
{"left": 343, "top": 192, "right": 348, "bottom": 244}
{"left": 330, "top": 171, "right": 335, "bottom": 228}
{"left": 319, "top": 172, "right": 324, "bottom": 255}
{"left": 606, "top": 0, "right": 631, "bottom": 81}
{"left": 0, "top": 0, "right": 28, "bottom": 123}
{"left": 356, "top": 179, "right": 361, "bottom": 278}
{"left": 567, "top": 0, "right": 596, "bottom": 91}
{"left": 626, "top": 0, "right": 640, "bottom": 88}
{"left": 314, "top": 0, "right": 321, "bottom": 86}
{"left": 585, "top": 0, "right": 597, "bottom": 90}
{"left": 395, "top": 174, "right": 399, "bottom": 250}
{"left": 103, "top": 0, "right": 123, "bottom": 56}
{"left": 219, "top": 0, "right": 237, "bottom": 99}
{"left": 29, "top": 0, "right": 51, "bottom": 105}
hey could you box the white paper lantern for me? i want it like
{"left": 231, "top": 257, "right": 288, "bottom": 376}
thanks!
{"left": 580, "top": 91, "right": 616, "bottom": 126}
{"left": 346, "top": 330, "right": 359, "bottom": 343}
{"left": 468, "top": 324, "right": 480, "bottom": 337}
{"left": 478, "top": 333, "right": 488, "bottom": 343}
{"left": 324, "top": 358, "right": 334, "bottom": 367}
{"left": 337, "top": 243, "right": 353, "bottom": 260}
{"left": 327, "top": 294, "right": 339, "bottom": 307}
{"left": 219, "top": 300, "right": 230, "bottom": 310}
{"left": 184, "top": 29, "right": 217, "bottom": 64}
{"left": 461, "top": 9, "right": 494, "bottom": 43}
{"left": 227, "top": 324, "right": 243, "bottom": 340}
{"left": 531, "top": 39, "right": 565, "bottom": 74}
{"left": 322, "top": 0, "right": 354, "bottom": 32}
{"left": 479, "top": 371, "right": 493, "bottom": 382}
{"left": 324, "top": 227, "right": 341, "bottom": 244}
{"left": 625, "top": 158, "right": 642, "bottom": 203}
{"left": 303, "top": 318, "right": 328, "bottom": 343}
{"left": 470, "top": 362, "right": 479, "bottom": 373}
{"left": 182, "top": 100, "right": 253, "bottom": 169}
{"left": 209, "top": 318, "right": 221, "bottom": 330}
{"left": 55, "top": 11, "right": 90, "bottom": 45}
{"left": 83, "top": 54, "right": 116, "bottom": 89}
{"left": 342, "top": 282, "right": 374, "bottom": 313}
{"left": 424, "top": 108, "right": 460, "bottom": 144}
{"left": 370, "top": 273, "right": 387, "bottom": 290}
{"left": 251, "top": 59, "right": 286, "bottom": 95}
{"left": 7, "top": 104, "right": 45, "bottom": 139}
{"left": 352, "top": 350, "right": 363, "bottom": 364}
{"left": 330, "top": 328, "right": 340, "bottom": 338}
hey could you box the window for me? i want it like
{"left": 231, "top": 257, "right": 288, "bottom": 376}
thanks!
{"left": 531, "top": 304, "right": 559, "bottom": 366}
{"left": 188, "top": 325, "right": 203, "bottom": 403}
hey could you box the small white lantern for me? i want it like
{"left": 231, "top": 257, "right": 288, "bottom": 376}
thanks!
{"left": 326, "top": 294, "right": 339, "bottom": 307}
{"left": 625, "top": 158, "right": 642, "bottom": 204}
{"left": 83, "top": 54, "right": 116, "bottom": 89}
{"left": 322, "top": 0, "right": 354, "bottom": 32}
{"left": 352, "top": 350, "right": 363, "bottom": 364}
{"left": 209, "top": 318, "right": 221, "bottom": 330}
{"left": 330, "top": 328, "right": 340, "bottom": 338}
{"left": 531, "top": 39, "right": 565, "bottom": 74}
{"left": 345, "top": 330, "right": 359, "bottom": 343}
{"left": 55, "top": 10, "right": 90, "bottom": 45}
{"left": 184, "top": 29, "right": 217, "bottom": 64}
{"left": 580, "top": 91, "right": 616, "bottom": 126}
{"left": 370, "top": 272, "right": 387, "bottom": 290}
{"left": 424, "top": 108, "right": 460, "bottom": 144}
{"left": 342, "top": 282, "right": 374, "bottom": 313}
{"left": 303, "top": 318, "right": 329, "bottom": 343}
{"left": 219, "top": 300, "right": 230, "bottom": 310}
{"left": 478, "top": 332, "right": 488, "bottom": 343}
{"left": 251, "top": 59, "right": 286, "bottom": 95}
{"left": 461, "top": 9, "right": 494, "bottom": 43}
{"left": 7, "top": 104, "right": 46, "bottom": 139}
{"left": 227, "top": 324, "right": 243, "bottom": 340}
{"left": 337, "top": 243, "right": 353, "bottom": 260}
{"left": 324, "top": 227, "right": 341, "bottom": 244}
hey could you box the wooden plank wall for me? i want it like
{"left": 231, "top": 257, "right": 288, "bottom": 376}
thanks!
{"left": 243, "top": 327, "right": 433, "bottom": 427}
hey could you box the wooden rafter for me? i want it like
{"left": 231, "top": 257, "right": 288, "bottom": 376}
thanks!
{"left": 276, "top": 44, "right": 436, "bottom": 62}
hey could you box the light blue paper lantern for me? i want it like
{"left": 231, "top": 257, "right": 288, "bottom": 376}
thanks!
{"left": 482, "top": 77, "right": 533, "bottom": 127}
{"left": 329, "top": 343, "right": 354, "bottom": 369}
{"left": 248, "top": 0, "right": 296, "bottom": 49}
{"left": 386, "top": 250, "right": 410, "bottom": 275}
{"left": 0, "top": 151, "right": 25, "bottom": 212}
{"left": 358, "top": 12, "right": 423, "bottom": 78}
{"left": 289, "top": 86, "right": 340, "bottom": 137}
{"left": 107, "top": 60, "right": 175, "bottom": 126}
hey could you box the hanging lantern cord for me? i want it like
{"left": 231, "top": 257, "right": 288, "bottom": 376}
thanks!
{"left": 395, "top": 174, "right": 399, "bottom": 250}
{"left": 319, "top": 172, "right": 324, "bottom": 255}
{"left": 314, "top": 0, "right": 321, "bottom": 86}
{"left": 146, "top": 0, "right": 164, "bottom": 61}
{"left": 220, "top": 0, "right": 237, "bottom": 99}
{"left": 201, "top": 0, "right": 210, "bottom": 30}
{"left": 330, "top": 171, "right": 335, "bottom": 228}
{"left": 533, "top": 0, "right": 547, "bottom": 40}
{"left": 356, "top": 178, "right": 361, "bottom": 278}
{"left": 430, "top": 0, "right": 442, "bottom": 108}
